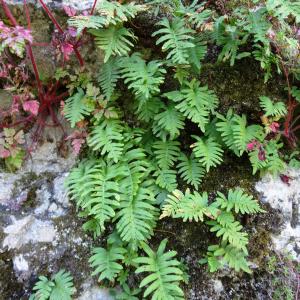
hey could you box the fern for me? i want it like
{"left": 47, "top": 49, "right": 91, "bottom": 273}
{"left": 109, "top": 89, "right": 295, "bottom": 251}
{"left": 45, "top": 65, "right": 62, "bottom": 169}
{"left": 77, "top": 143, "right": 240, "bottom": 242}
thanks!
{"left": 152, "top": 140, "right": 181, "bottom": 170}
{"left": 31, "top": 270, "right": 75, "bottom": 300}
{"left": 89, "top": 246, "right": 126, "bottom": 282}
{"left": 207, "top": 212, "right": 249, "bottom": 253}
{"left": 152, "top": 104, "right": 185, "bottom": 140}
{"left": 204, "top": 243, "right": 251, "bottom": 273}
{"left": 115, "top": 180, "right": 158, "bottom": 247}
{"left": 266, "top": 0, "right": 300, "bottom": 23}
{"left": 88, "top": 119, "right": 124, "bottom": 163}
{"left": 68, "top": 15, "right": 108, "bottom": 33}
{"left": 177, "top": 154, "right": 205, "bottom": 189}
{"left": 63, "top": 88, "right": 93, "bottom": 128}
{"left": 134, "top": 239, "right": 184, "bottom": 300}
{"left": 165, "top": 79, "right": 219, "bottom": 132}
{"left": 90, "top": 26, "right": 137, "bottom": 63}
{"left": 191, "top": 136, "right": 224, "bottom": 172}
{"left": 215, "top": 188, "right": 264, "bottom": 214}
{"left": 98, "top": 57, "right": 121, "bottom": 99}
{"left": 134, "top": 97, "right": 164, "bottom": 122}
{"left": 187, "top": 37, "right": 207, "bottom": 72}
{"left": 120, "top": 53, "right": 166, "bottom": 99}
{"left": 232, "top": 115, "right": 262, "bottom": 155}
{"left": 259, "top": 96, "right": 287, "bottom": 117}
{"left": 116, "top": 284, "right": 141, "bottom": 300}
{"left": 291, "top": 86, "right": 300, "bottom": 102}
{"left": 152, "top": 17, "right": 195, "bottom": 65}
{"left": 154, "top": 167, "right": 178, "bottom": 192}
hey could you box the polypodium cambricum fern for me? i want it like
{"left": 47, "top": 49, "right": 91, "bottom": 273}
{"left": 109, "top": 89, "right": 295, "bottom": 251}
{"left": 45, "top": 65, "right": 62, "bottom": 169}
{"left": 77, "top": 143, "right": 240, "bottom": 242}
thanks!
{"left": 134, "top": 239, "right": 185, "bottom": 300}
{"left": 259, "top": 96, "right": 287, "bottom": 117}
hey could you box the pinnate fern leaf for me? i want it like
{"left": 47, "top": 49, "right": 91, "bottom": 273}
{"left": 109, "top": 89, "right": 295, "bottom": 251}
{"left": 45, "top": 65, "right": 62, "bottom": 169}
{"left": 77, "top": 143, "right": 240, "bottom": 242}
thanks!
{"left": 134, "top": 239, "right": 184, "bottom": 300}
{"left": 259, "top": 96, "right": 287, "bottom": 117}
{"left": 191, "top": 136, "right": 223, "bottom": 172}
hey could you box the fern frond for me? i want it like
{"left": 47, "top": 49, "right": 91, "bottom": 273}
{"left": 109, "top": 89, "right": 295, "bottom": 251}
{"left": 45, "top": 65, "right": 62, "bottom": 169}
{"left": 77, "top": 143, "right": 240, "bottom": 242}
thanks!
{"left": 153, "top": 17, "right": 195, "bottom": 64}
{"left": 134, "top": 239, "right": 184, "bottom": 300}
{"left": 63, "top": 89, "right": 93, "bottom": 128}
{"left": 153, "top": 140, "right": 181, "bottom": 170}
{"left": 134, "top": 97, "right": 164, "bottom": 122}
{"left": 154, "top": 168, "right": 178, "bottom": 192}
{"left": 266, "top": 0, "right": 300, "bottom": 22}
{"left": 177, "top": 154, "right": 205, "bottom": 189}
{"left": 90, "top": 26, "right": 137, "bottom": 62}
{"left": 98, "top": 57, "right": 121, "bottom": 99}
{"left": 152, "top": 104, "right": 185, "bottom": 140}
{"left": 215, "top": 188, "right": 264, "bottom": 214}
{"left": 191, "top": 136, "right": 223, "bottom": 172}
{"left": 120, "top": 53, "right": 166, "bottom": 99}
{"left": 89, "top": 246, "right": 126, "bottom": 281}
{"left": 88, "top": 119, "right": 124, "bottom": 162}
{"left": 259, "top": 96, "right": 287, "bottom": 117}
{"left": 68, "top": 16, "right": 107, "bottom": 33}
{"left": 187, "top": 37, "right": 207, "bottom": 71}
{"left": 232, "top": 115, "right": 263, "bottom": 155}
{"left": 32, "top": 276, "right": 54, "bottom": 300}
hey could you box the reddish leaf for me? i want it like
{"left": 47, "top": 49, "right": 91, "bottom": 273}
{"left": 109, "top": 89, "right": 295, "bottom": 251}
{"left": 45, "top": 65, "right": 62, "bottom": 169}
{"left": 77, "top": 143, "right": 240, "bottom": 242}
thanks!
{"left": 23, "top": 100, "right": 40, "bottom": 116}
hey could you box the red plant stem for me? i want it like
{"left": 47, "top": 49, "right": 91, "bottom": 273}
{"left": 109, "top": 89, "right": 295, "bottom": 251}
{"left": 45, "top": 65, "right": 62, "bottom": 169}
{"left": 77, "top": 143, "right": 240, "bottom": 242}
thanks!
{"left": 293, "top": 124, "right": 300, "bottom": 133}
{"left": 1, "top": 0, "right": 18, "bottom": 26}
{"left": 91, "top": 0, "right": 98, "bottom": 15}
{"left": 73, "top": 47, "right": 84, "bottom": 66}
{"left": 38, "top": 0, "right": 64, "bottom": 34}
{"left": 23, "top": 0, "right": 31, "bottom": 28}
{"left": 0, "top": 115, "right": 34, "bottom": 129}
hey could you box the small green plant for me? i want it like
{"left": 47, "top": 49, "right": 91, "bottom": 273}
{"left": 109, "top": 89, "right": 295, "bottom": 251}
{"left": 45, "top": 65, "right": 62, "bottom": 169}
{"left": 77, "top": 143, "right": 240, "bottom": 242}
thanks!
{"left": 30, "top": 270, "right": 75, "bottom": 300}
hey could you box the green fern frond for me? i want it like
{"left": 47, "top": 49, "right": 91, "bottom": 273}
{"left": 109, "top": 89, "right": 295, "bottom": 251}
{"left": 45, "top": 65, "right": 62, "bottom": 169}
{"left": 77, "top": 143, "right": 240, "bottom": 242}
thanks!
{"left": 153, "top": 17, "right": 195, "bottom": 64}
{"left": 134, "top": 97, "right": 164, "bottom": 122}
{"left": 191, "top": 136, "right": 224, "bottom": 172}
{"left": 232, "top": 115, "right": 263, "bottom": 155}
{"left": 31, "top": 270, "right": 75, "bottom": 300}
{"left": 98, "top": 57, "right": 121, "bottom": 99}
{"left": 120, "top": 53, "right": 166, "bottom": 99}
{"left": 177, "top": 154, "right": 205, "bottom": 189}
{"left": 154, "top": 168, "right": 178, "bottom": 192}
{"left": 291, "top": 86, "right": 300, "bottom": 102}
{"left": 259, "top": 96, "right": 287, "bottom": 117}
{"left": 88, "top": 119, "right": 124, "bottom": 162}
{"left": 215, "top": 188, "right": 264, "bottom": 214}
{"left": 152, "top": 104, "right": 185, "bottom": 140}
{"left": 134, "top": 239, "right": 184, "bottom": 300}
{"left": 89, "top": 246, "right": 126, "bottom": 281}
{"left": 63, "top": 88, "right": 93, "bottom": 128}
{"left": 187, "top": 37, "right": 207, "bottom": 71}
{"left": 266, "top": 0, "right": 300, "bottom": 22}
{"left": 153, "top": 140, "right": 181, "bottom": 170}
{"left": 68, "top": 16, "right": 107, "bottom": 33}
{"left": 90, "top": 26, "right": 137, "bottom": 62}
{"left": 116, "top": 284, "right": 141, "bottom": 300}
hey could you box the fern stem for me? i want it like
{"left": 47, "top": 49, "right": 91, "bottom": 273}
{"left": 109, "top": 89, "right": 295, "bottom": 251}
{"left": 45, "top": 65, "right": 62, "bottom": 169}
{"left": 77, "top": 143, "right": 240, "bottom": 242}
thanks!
{"left": 91, "top": 0, "right": 98, "bottom": 15}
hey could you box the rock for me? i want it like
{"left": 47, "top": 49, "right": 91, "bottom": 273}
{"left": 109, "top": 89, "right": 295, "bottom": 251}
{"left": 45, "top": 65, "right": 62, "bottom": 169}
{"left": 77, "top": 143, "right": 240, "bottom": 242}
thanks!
{"left": 256, "top": 168, "right": 300, "bottom": 260}
{"left": 2, "top": 216, "right": 56, "bottom": 250}
{"left": 77, "top": 281, "right": 114, "bottom": 300}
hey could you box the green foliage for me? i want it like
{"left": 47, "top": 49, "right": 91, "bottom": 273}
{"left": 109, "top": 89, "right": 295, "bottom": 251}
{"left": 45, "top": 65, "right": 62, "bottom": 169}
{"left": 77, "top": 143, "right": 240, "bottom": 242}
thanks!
{"left": 266, "top": 0, "right": 300, "bottom": 23}
{"left": 191, "top": 136, "right": 224, "bottom": 172}
{"left": 134, "top": 239, "right": 184, "bottom": 300}
{"left": 30, "top": 270, "right": 75, "bottom": 300}
{"left": 259, "top": 96, "right": 287, "bottom": 117}
{"left": 63, "top": 88, "right": 93, "bottom": 128}
{"left": 120, "top": 53, "right": 166, "bottom": 99}
{"left": 153, "top": 17, "right": 195, "bottom": 64}
{"left": 89, "top": 245, "right": 126, "bottom": 282}
{"left": 90, "top": 26, "right": 137, "bottom": 63}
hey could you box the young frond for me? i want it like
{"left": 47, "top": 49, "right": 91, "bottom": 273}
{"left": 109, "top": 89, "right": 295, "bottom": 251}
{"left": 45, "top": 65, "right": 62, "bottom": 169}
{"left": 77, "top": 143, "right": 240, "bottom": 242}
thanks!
{"left": 134, "top": 239, "right": 184, "bottom": 300}
{"left": 63, "top": 89, "right": 93, "bottom": 128}
{"left": 90, "top": 26, "right": 137, "bottom": 63}
{"left": 152, "top": 140, "right": 181, "bottom": 170}
{"left": 259, "top": 96, "right": 287, "bottom": 117}
{"left": 87, "top": 119, "right": 124, "bottom": 163}
{"left": 120, "top": 53, "right": 166, "bottom": 99}
{"left": 98, "top": 57, "right": 121, "bottom": 99}
{"left": 89, "top": 246, "right": 126, "bottom": 282}
{"left": 153, "top": 104, "right": 185, "bottom": 140}
{"left": 191, "top": 136, "right": 223, "bottom": 172}
{"left": 31, "top": 270, "right": 75, "bottom": 300}
{"left": 215, "top": 188, "right": 264, "bottom": 214}
{"left": 177, "top": 154, "right": 205, "bottom": 189}
{"left": 152, "top": 17, "right": 195, "bottom": 65}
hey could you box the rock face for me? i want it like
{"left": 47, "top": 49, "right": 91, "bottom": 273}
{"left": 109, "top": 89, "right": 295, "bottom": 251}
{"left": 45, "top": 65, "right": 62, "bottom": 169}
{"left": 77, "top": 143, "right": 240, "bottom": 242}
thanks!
{"left": 256, "top": 168, "right": 300, "bottom": 261}
{"left": 0, "top": 124, "right": 112, "bottom": 299}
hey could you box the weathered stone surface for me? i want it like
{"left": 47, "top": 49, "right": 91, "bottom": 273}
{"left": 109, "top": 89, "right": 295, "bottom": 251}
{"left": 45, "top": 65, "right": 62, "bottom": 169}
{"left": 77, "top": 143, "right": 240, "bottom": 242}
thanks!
{"left": 256, "top": 168, "right": 300, "bottom": 261}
